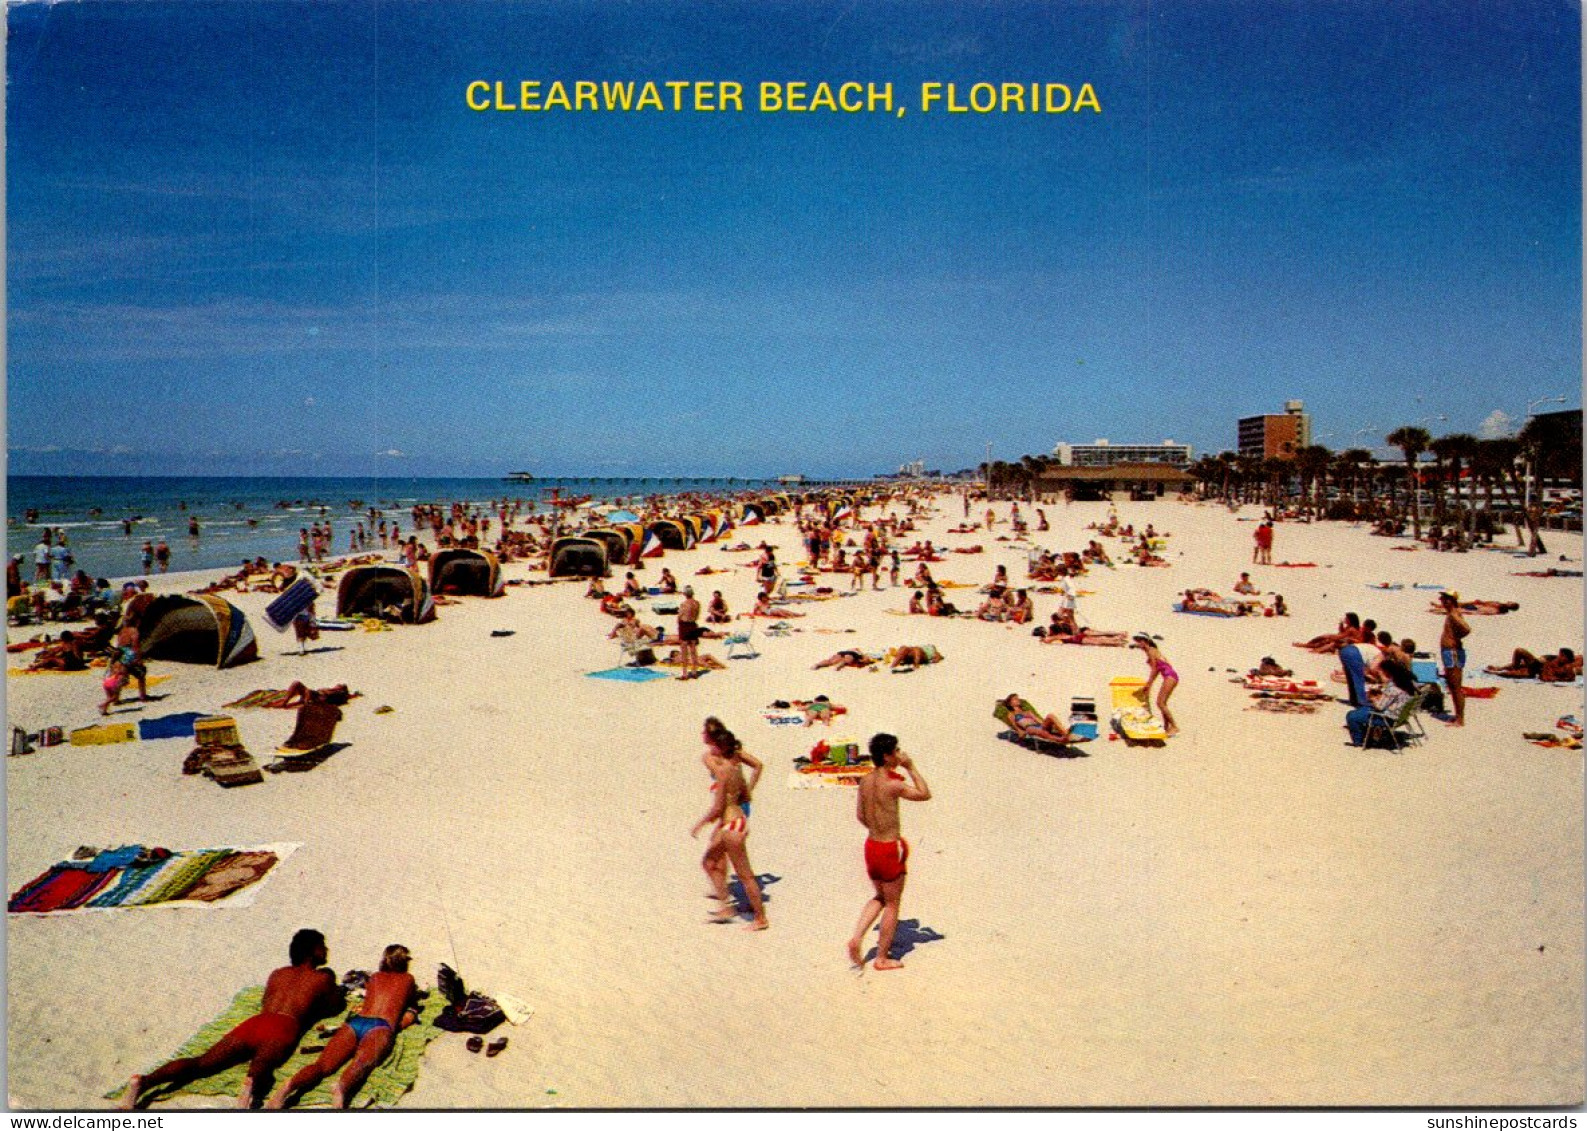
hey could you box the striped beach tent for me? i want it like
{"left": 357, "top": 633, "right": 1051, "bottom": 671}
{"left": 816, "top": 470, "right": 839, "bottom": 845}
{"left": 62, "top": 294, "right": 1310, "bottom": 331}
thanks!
{"left": 429, "top": 548, "right": 504, "bottom": 597}
{"left": 335, "top": 564, "right": 437, "bottom": 624}
{"left": 137, "top": 594, "right": 259, "bottom": 668}
{"left": 638, "top": 531, "right": 666, "bottom": 559}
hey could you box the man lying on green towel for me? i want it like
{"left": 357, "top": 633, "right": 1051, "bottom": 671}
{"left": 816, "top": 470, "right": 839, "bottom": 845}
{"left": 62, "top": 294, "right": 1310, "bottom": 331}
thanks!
{"left": 120, "top": 929, "right": 344, "bottom": 1110}
{"left": 116, "top": 939, "right": 443, "bottom": 1110}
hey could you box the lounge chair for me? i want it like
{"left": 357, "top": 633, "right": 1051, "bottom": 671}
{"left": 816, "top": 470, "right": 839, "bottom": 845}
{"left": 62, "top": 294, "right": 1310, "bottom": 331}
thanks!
{"left": 277, "top": 702, "right": 343, "bottom": 757}
{"left": 617, "top": 635, "right": 660, "bottom": 667}
{"left": 993, "top": 697, "right": 1087, "bottom": 754}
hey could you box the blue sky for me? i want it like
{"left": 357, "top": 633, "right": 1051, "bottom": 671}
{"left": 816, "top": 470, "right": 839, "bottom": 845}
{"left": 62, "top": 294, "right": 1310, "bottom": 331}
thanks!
{"left": 6, "top": 0, "right": 1580, "bottom": 478}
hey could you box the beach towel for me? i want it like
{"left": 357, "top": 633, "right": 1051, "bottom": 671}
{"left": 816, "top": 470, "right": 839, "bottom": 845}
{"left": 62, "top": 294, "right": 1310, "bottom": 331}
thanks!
{"left": 586, "top": 666, "right": 670, "bottom": 682}
{"left": 9, "top": 843, "right": 298, "bottom": 915}
{"left": 138, "top": 712, "right": 207, "bottom": 741}
{"left": 1109, "top": 677, "right": 1168, "bottom": 743}
{"left": 263, "top": 578, "right": 319, "bottom": 633}
{"left": 788, "top": 767, "right": 868, "bottom": 788}
{"left": 1246, "top": 699, "right": 1322, "bottom": 715}
{"left": 224, "top": 689, "right": 296, "bottom": 709}
{"left": 107, "top": 985, "right": 445, "bottom": 1109}
{"left": 68, "top": 721, "right": 139, "bottom": 746}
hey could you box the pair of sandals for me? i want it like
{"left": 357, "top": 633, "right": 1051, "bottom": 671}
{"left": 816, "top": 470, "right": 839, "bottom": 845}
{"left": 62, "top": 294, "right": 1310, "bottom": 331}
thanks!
{"left": 466, "top": 1036, "right": 509, "bottom": 1057}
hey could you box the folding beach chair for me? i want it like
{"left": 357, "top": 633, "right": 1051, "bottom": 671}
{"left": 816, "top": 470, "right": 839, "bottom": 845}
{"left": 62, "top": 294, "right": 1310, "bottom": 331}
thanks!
{"left": 993, "top": 697, "right": 1085, "bottom": 754}
{"left": 724, "top": 626, "right": 759, "bottom": 659}
{"left": 1362, "top": 689, "right": 1429, "bottom": 751}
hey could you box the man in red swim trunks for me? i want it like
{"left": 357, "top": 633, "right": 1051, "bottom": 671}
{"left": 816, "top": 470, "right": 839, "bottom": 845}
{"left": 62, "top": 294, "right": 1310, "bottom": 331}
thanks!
{"left": 121, "top": 929, "right": 344, "bottom": 1110}
{"left": 847, "top": 733, "right": 931, "bottom": 971}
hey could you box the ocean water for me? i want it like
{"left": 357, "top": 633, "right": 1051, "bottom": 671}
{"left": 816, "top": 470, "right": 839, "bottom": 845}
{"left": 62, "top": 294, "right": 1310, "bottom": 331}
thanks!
{"left": 4, "top": 475, "right": 789, "bottom": 580}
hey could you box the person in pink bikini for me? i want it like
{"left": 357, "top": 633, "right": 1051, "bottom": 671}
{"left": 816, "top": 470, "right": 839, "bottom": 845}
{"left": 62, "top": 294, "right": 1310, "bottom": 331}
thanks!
{"left": 1133, "top": 633, "right": 1181, "bottom": 736}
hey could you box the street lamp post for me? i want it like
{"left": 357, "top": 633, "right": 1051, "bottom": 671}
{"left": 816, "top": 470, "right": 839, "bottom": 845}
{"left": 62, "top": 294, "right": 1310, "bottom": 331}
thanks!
{"left": 1352, "top": 427, "right": 1378, "bottom": 505}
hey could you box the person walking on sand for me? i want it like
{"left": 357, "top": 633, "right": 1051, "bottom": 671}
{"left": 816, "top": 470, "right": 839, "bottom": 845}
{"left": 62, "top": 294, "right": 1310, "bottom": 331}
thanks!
{"left": 848, "top": 733, "right": 931, "bottom": 971}
{"left": 266, "top": 944, "right": 419, "bottom": 1110}
{"left": 691, "top": 718, "right": 768, "bottom": 930}
{"left": 1253, "top": 520, "right": 1273, "bottom": 565}
{"left": 1438, "top": 591, "right": 1471, "bottom": 726}
{"left": 676, "top": 586, "right": 703, "bottom": 679}
{"left": 122, "top": 929, "right": 343, "bottom": 1110}
{"left": 1133, "top": 633, "right": 1180, "bottom": 736}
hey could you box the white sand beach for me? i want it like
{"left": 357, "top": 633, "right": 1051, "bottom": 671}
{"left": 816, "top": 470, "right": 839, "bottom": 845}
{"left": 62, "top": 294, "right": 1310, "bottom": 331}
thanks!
{"left": 5, "top": 495, "right": 1583, "bottom": 1108}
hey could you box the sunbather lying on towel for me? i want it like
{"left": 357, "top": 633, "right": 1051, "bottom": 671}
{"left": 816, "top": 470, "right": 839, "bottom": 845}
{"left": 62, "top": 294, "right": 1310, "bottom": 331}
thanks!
{"left": 1485, "top": 648, "right": 1581, "bottom": 682}
{"left": 813, "top": 650, "right": 875, "bottom": 671}
{"left": 267, "top": 944, "right": 419, "bottom": 1110}
{"left": 800, "top": 695, "right": 845, "bottom": 725}
{"left": 280, "top": 682, "right": 354, "bottom": 708}
{"left": 1044, "top": 627, "right": 1129, "bottom": 646}
{"left": 1426, "top": 598, "right": 1520, "bottom": 615}
{"left": 888, "top": 645, "right": 941, "bottom": 672}
{"left": 122, "top": 929, "right": 345, "bottom": 1110}
{"left": 26, "top": 629, "right": 90, "bottom": 671}
{"left": 999, "top": 694, "right": 1072, "bottom": 743}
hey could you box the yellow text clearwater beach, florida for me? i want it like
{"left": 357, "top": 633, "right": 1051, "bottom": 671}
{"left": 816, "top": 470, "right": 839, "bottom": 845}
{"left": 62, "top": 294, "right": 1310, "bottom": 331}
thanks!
{"left": 464, "top": 80, "right": 1100, "bottom": 116}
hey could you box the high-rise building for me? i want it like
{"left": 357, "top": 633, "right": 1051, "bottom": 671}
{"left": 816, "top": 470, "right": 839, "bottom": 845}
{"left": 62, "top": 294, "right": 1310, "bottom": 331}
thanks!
{"left": 1051, "top": 439, "right": 1192, "bottom": 467}
{"left": 1237, "top": 400, "right": 1311, "bottom": 460}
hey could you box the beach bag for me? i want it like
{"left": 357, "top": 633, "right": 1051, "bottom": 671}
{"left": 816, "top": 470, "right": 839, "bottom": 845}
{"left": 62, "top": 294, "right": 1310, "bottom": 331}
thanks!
{"left": 434, "top": 963, "right": 505, "bottom": 1034}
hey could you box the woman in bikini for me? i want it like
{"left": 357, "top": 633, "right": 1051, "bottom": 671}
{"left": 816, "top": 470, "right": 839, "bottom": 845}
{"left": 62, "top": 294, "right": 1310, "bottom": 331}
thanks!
{"left": 1000, "top": 694, "right": 1072, "bottom": 744}
{"left": 690, "top": 718, "right": 767, "bottom": 931}
{"left": 1134, "top": 634, "right": 1181, "bottom": 736}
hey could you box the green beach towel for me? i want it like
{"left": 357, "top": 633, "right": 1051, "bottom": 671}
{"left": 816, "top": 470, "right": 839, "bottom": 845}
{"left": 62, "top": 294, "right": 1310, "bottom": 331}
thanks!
{"left": 109, "top": 985, "right": 446, "bottom": 1109}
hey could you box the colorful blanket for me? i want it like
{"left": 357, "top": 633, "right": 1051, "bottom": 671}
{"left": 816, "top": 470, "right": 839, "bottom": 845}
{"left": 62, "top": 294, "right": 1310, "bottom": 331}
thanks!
{"left": 9, "top": 843, "right": 299, "bottom": 915}
{"left": 108, "top": 985, "right": 445, "bottom": 1109}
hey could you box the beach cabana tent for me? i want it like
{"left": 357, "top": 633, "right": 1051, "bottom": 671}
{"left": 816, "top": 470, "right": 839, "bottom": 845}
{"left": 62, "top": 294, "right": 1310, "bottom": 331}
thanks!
{"left": 582, "top": 528, "right": 631, "bottom": 567}
{"left": 429, "top": 548, "right": 503, "bottom": 597}
{"left": 136, "top": 594, "right": 259, "bottom": 668}
{"left": 678, "top": 515, "right": 705, "bottom": 547}
{"left": 549, "top": 536, "right": 611, "bottom": 578}
{"left": 616, "top": 523, "right": 647, "bottom": 565}
{"left": 647, "top": 519, "right": 689, "bottom": 551}
{"left": 335, "top": 564, "right": 437, "bottom": 623}
{"left": 739, "top": 503, "right": 766, "bottom": 525}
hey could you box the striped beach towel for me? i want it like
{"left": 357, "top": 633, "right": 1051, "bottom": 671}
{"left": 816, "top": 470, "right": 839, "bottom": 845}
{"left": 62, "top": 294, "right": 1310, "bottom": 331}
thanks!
{"left": 8, "top": 843, "right": 299, "bottom": 915}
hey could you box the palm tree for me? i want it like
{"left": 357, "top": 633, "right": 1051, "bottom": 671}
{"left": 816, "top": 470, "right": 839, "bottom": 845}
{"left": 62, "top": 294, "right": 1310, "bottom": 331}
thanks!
{"left": 1188, "top": 455, "right": 1223, "bottom": 499}
{"left": 1514, "top": 418, "right": 1563, "bottom": 555}
{"left": 1471, "top": 438, "right": 1520, "bottom": 544}
{"left": 1295, "top": 445, "right": 1333, "bottom": 516}
{"left": 1385, "top": 426, "right": 1432, "bottom": 539}
{"left": 1431, "top": 433, "right": 1479, "bottom": 538}
{"left": 1335, "top": 448, "right": 1374, "bottom": 509}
